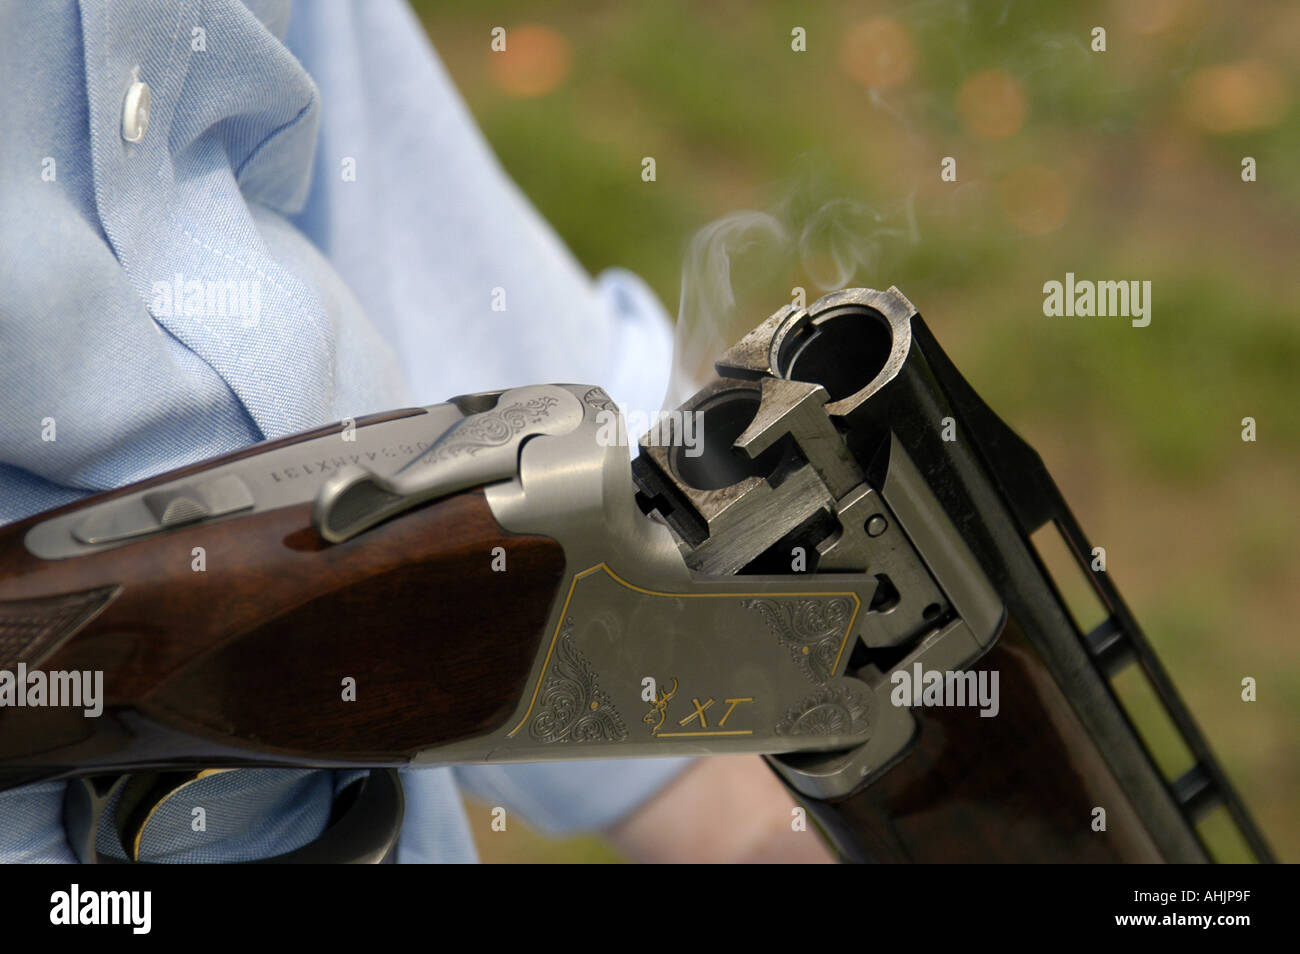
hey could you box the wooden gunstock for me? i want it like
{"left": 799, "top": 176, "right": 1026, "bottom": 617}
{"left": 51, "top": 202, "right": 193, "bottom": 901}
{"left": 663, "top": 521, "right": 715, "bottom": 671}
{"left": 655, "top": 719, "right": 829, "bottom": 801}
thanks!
{"left": 795, "top": 617, "right": 1164, "bottom": 862}
{"left": 0, "top": 416, "right": 565, "bottom": 778}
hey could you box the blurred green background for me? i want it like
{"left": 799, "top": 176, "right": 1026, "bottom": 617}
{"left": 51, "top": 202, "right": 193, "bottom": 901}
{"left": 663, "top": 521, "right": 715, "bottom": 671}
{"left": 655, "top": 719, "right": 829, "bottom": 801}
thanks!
{"left": 410, "top": 0, "right": 1299, "bottom": 862}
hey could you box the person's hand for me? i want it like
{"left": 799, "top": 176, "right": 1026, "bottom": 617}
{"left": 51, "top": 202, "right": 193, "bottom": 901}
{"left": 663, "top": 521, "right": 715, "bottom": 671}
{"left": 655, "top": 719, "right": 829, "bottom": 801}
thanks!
{"left": 606, "top": 755, "right": 837, "bottom": 863}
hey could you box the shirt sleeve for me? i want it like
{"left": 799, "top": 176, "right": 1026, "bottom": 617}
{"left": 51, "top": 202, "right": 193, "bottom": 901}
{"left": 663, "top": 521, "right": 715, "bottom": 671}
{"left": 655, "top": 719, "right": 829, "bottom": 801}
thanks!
{"left": 452, "top": 758, "right": 692, "bottom": 837}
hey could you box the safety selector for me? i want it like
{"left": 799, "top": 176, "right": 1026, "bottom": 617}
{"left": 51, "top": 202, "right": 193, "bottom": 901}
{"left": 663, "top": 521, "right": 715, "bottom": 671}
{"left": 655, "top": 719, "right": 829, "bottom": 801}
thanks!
{"left": 73, "top": 474, "right": 254, "bottom": 545}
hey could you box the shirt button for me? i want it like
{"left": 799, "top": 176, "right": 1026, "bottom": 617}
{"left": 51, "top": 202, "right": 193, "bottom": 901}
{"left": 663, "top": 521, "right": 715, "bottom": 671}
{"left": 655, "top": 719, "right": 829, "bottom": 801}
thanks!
{"left": 121, "top": 68, "right": 151, "bottom": 143}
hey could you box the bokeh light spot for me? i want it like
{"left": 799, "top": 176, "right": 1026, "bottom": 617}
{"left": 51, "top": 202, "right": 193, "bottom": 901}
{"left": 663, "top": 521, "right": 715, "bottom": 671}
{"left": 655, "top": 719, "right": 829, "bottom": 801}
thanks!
{"left": 488, "top": 24, "right": 572, "bottom": 99}
{"left": 1115, "top": 0, "right": 1182, "bottom": 35}
{"left": 1182, "top": 61, "right": 1290, "bottom": 134}
{"left": 956, "top": 69, "right": 1027, "bottom": 141}
{"left": 840, "top": 17, "right": 915, "bottom": 90}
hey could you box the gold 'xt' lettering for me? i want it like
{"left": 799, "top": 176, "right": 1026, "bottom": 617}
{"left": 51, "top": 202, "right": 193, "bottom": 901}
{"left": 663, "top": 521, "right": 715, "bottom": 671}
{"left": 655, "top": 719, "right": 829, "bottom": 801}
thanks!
{"left": 679, "top": 697, "right": 714, "bottom": 728}
{"left": 718, "top": 697, "right": 754, "bottom": 726}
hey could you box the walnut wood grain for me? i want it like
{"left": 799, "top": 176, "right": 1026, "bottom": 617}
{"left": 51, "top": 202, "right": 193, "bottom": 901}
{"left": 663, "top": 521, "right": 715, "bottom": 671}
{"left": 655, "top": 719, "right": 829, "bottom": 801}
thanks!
{"left": 796, "top": 617, "right": 1165, "bottom": 863}
{"left": 0, "top": 487, "right": 565, "bottom": 767}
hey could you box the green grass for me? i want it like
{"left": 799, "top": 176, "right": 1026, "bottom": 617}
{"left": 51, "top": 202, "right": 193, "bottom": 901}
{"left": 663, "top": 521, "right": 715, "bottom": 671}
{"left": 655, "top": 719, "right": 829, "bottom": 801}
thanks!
{"left": 413, "top": 0, "right": 1300, "bottom": 862}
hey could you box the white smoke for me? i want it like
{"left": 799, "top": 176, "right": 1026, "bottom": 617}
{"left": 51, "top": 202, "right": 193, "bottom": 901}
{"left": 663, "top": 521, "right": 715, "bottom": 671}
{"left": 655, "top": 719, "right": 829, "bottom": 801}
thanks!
{"left": 666, "top": 190, "right": 917, "bottom": 408}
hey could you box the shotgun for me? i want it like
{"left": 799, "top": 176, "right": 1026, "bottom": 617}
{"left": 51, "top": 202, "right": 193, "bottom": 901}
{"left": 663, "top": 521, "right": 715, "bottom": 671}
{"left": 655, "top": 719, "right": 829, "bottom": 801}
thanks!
{"left": 0, "top": 287, "right": 1274, "bottom": 863}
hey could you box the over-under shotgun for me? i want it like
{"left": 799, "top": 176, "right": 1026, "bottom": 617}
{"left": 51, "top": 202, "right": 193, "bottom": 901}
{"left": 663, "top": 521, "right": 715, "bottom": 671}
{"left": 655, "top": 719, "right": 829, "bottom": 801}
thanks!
{"left": 0, "top": 288, "right": 1274, "bottom": 863}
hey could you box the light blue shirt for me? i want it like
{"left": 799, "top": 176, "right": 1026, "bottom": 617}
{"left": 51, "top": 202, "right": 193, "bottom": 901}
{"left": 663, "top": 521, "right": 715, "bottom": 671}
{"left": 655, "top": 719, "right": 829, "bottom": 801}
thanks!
{"left": 0, "top": 0, "right": 690, "bottom": 862}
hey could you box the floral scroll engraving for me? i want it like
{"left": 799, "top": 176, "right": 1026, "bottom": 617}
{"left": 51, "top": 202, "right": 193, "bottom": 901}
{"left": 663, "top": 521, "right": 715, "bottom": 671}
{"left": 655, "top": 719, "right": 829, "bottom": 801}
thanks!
{"left": 427, "top": 395, "right": 560, "bottom": 463}
{"left": 739, "top": 597, "right": 854, "bottom": 684}
{"left": 529, "top": 619, "right": 628, "bottom": 743}
{"left": 774, "top": 685, "right": 871, "bottom": 737}
{"left": 581, "top": 387, "right": 619, "bottom": 416}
